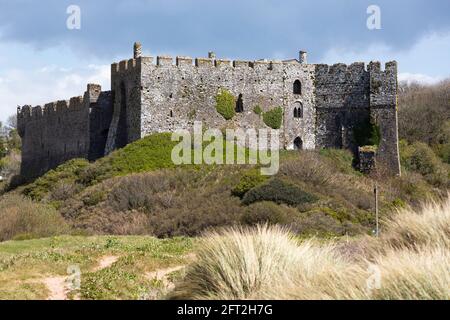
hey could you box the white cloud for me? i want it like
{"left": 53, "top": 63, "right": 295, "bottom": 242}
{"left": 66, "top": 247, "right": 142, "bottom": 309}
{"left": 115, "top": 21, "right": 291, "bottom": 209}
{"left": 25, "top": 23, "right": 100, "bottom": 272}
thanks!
{"left": 320, "top": 31, "right": 450, "bottom": 84}
{"left": 0, "top": 64, "right": 110, "bottom": 122}
{"left": 398, "top": 73, "right": 443, "bottom": 85}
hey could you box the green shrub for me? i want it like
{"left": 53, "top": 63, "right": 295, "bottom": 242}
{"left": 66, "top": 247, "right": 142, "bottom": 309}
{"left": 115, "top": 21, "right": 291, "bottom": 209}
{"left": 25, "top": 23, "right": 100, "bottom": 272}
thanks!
{"left": 400, "top": 141, "right": 448, "bottom": 187}
{"left": 242, "top": 178, "right": 317, "bottom": 206}
{"left": 231, "top": 169, "right": 268, "bottom": 198}
{"left": 0, "top": 195, "right": 69, "bottom": 241}
{"left": 353, "top": 117, "right": 381, "bottom": 147}
{"left": 22, "top": 159, "right": 89, "bottom": 201}
{"left": 215, "top": 89, "right": 236, "bottom": 120}
{"left": 253, "top": 105, "right": 262, "bottom": 116}
{"left": 263, "top": 107, "right": 283, "bottom": 129}
{"left": 240, "top": 202, "right": 296, "bottom": 225}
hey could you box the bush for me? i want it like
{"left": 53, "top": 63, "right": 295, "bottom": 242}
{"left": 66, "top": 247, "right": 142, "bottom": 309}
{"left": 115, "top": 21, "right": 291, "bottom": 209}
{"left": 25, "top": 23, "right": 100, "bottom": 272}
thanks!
{"left": 263, "top": 107, "right": 283, "bottom": 129}
{"left": 108, "top": 172, "right": 180, "bottom": 213}
{"left": 279, "top": 151, "right": 336, "bottom": 186}
{"left": 400, "top": 141, "right": 448, "bottom": 187}
{"left": 215, "top": 89, "right": 236, "bottom": 120}
{"left": 242, "top": 178, "right": 317, "bottom": 206}
{"left": 241, "top": 202, "right": 296, "bottom": 225}
{"left": 147, "top": 194, "right": 243, "bottom": 237}
{"left": 231, "top": 169, "right": 268, "bottom": 198}
{"left": 0, "top": 195, "right": 69, "bottom": 241}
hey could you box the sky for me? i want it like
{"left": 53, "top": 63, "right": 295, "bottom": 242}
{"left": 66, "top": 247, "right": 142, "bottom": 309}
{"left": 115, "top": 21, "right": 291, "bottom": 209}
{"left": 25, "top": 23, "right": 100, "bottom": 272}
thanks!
{"left": 0, "top": 0, "right": 449, "bottom": 122}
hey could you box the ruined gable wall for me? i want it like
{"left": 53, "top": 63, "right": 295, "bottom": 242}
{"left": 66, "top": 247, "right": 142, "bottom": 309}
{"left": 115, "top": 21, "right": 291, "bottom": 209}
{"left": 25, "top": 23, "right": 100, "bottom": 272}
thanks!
{"left": 368, "top": 61, "right": 401, "bottom": 175}
{"left": 314, "top": 62, "right": 371, "bottom": 151}
{"left": 139, "top": 55, "right": 315, "bottom": 149}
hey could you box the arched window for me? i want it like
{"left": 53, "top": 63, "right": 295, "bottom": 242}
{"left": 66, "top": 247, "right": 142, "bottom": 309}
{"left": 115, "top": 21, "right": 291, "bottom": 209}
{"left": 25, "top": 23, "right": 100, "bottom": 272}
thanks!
{"left": 294, "top": 137, "right": 303, "bottom": 150}
{"left": 236, "top": 94, "right": 244, "bottom": 113}
{"left": 293, "top": 80, "right": 302, "bottom": 95}
{"left": 293, "top": 102, "right": 303, "bottom": 118}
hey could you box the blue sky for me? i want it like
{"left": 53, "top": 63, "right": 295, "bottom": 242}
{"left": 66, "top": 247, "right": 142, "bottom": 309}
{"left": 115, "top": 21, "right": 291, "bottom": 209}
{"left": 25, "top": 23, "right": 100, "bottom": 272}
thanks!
{"left": 0, "top": 0, "right": 449, "bottom": 122}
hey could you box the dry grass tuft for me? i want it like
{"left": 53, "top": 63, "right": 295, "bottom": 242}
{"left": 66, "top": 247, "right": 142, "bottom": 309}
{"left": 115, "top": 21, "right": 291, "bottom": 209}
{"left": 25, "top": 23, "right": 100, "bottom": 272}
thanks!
{"left": 172, "top": 196, "right": 450, "bottom": 300}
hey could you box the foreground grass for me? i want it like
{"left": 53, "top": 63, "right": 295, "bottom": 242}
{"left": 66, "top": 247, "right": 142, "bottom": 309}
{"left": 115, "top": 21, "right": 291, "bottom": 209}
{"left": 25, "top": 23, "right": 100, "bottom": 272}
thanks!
{"left": 0, "top": 236, "right": 193, "bottom": 300}
{"left": 171, "top": 196, "right": 450, "bottom": 300}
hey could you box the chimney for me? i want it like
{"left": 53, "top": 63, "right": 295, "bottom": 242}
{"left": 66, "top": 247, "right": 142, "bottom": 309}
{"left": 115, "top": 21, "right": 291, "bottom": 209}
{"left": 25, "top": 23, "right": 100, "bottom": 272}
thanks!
{"left": 134, "top": 42, "right": 142, "bottom": 59}
{"left": 299, "top": 50, "right": 307, "bottom": 64}
{"left": 208, "top": 51, "right": 216, "bottom": 59}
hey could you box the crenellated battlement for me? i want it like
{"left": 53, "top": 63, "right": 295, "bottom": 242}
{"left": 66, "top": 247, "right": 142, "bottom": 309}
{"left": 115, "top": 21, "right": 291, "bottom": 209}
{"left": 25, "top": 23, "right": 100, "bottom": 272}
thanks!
{"left": 17, "top": 95, "right": 86, "bottom": 121}
{"left": 115, "top": 53, "right": 305, "bottom": 71}
{"left": 111, "top": 58, "right": 139, "bottom": 75}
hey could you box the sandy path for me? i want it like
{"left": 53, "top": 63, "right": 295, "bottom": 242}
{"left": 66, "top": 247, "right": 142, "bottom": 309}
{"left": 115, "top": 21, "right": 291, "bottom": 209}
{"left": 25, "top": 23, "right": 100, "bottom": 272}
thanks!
{"left": 42, "top": 255, "right": 120, "bottom": 300}
{"left": 146, "top": 265, "right": 185, "bottom": 281}
{"left": 42, "top": 276, "right": 68, "bottom": 300}
{"left": 93, "top": 255, "right": 120, "bottom": 272}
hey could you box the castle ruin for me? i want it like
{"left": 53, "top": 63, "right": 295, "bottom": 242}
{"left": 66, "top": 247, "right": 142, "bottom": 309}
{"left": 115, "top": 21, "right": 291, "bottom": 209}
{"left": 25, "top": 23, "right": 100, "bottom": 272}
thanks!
{"left": 17, "top": 42, "right": 401, "bottom": 179}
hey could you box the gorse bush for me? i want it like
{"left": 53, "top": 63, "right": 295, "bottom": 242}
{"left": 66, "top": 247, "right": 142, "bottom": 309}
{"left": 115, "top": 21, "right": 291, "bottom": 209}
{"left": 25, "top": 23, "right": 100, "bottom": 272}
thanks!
{"left": 231, "top": 168, "right": 268, "bottom": 198}
{"left": 0, "top": 195, "right": 69, "bottom": 241}
{"left": 400, "top": 140, "right": 448, "bottom": 187}
{"left": 242, "top": 178, "right": 317, "bottom": 206}
{"left": 240, "top": 202, "right": 296, "bottom": 225}
{"left": 263, "top": 107, "right": 283, "bottom": 129}
{"left": 215, "top": 89, "right": 236, "bottom": 120}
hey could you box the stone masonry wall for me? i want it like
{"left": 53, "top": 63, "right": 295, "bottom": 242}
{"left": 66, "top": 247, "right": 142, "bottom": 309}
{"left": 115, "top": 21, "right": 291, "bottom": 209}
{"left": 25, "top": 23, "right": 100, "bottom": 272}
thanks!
{"left": 139, "top": 55, "right": 316, "bottom": 150}
{"left": 17, "top": 97, "right": 90, "bottom": 179}
{"left": 17, "top": 84, "right": 112, "bottom": 180}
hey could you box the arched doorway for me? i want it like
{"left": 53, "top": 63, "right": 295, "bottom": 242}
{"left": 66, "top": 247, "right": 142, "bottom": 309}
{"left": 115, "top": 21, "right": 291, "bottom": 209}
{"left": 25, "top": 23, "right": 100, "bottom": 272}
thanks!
{"left": 294, "top": 137, "right": 303, "bottom": 150}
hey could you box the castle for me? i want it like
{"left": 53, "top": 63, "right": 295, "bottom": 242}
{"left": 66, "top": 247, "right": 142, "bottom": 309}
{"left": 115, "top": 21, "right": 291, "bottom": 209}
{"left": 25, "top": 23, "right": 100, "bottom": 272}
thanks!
{"left": 17, "top": 42, "right": 400, "bottom": 179}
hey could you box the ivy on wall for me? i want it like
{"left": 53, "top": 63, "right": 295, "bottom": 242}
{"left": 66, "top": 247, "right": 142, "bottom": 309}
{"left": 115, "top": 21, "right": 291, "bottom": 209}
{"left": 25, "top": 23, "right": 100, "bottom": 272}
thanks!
{"left": 215, "top": 89, "right": 236, "bottom": 120}
{"left": 263, "top": 107, "right": 283, "bottom": 129}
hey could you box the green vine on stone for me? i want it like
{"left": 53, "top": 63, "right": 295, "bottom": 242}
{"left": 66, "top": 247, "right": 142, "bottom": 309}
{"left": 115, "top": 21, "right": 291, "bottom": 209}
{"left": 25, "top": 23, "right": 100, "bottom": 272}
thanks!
{"left": 263, "top": 107, "right": 283, "bottom": 129}
{"left": 215, "top": 89, "right": 236, "bottom": 120}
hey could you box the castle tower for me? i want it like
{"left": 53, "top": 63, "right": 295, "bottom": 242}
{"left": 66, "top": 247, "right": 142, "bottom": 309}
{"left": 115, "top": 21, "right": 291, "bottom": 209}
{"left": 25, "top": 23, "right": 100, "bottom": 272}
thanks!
{"left": 134, "top": 42, "right": 142, "bottom": 59}
{"left": 299, "top": 51, "right": 307, "bottom": 64}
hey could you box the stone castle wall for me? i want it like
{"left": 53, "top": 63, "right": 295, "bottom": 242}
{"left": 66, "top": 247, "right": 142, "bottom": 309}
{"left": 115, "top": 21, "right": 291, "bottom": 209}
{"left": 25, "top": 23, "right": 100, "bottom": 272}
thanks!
{"left": 17, "top": 44, "right": 401, "bottom": 180}
{"left": 17, "top": 84, "right": 112, "bottom": 180}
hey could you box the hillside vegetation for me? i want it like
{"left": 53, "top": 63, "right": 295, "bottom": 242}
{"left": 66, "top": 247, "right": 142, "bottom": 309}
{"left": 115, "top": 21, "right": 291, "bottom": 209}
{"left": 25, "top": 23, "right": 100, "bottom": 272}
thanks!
{"left": 0, "top": 131, "right": 443, "bottom": 241}
{"left": 398, "top": 80, "right": 450, "bottom": 165}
